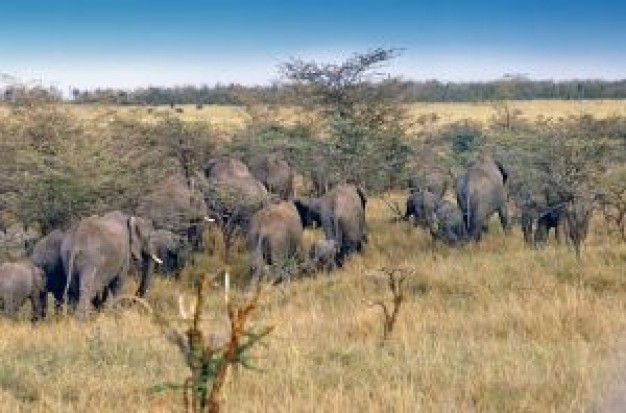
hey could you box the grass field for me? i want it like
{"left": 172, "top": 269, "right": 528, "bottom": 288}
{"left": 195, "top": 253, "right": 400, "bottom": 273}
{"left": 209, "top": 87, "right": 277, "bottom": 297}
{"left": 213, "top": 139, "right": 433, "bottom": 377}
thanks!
{"left": 3, "top": 99, "right": 624, "bottom": 134}
{"left": 0, "top": 195, "right": 624, "bottom": 412}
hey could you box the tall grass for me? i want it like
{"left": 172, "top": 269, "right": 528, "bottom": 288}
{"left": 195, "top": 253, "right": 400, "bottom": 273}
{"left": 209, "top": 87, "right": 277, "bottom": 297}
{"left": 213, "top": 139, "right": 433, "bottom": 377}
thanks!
{"left": 3, "top": 100, "right": 624, "bottom": 135}
{"left": 0, "top": 195, "right": 624, "bottom": 412}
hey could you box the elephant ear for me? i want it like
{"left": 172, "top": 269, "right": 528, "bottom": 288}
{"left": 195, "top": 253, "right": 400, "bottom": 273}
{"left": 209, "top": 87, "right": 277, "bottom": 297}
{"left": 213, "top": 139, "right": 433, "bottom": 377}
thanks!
{"left": 128, "top": 217, "right": 142, "bottom": 262}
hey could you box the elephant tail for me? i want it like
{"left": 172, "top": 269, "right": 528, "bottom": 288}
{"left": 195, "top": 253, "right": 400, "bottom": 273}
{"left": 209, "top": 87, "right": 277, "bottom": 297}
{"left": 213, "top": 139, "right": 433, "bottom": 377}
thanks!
{"left": 464, "top": 177, "right": 472, "bottom": 233}
{"left": 250, "top": 233, "right": 267, "bottom": 283}
{"left": 64, "top": 248, "right": 77, "bottom": 309}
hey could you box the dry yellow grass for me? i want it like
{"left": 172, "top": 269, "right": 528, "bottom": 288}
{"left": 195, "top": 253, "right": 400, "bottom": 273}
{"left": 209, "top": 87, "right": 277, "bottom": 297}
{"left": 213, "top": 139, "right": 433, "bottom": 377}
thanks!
{"left": 0, "top": 195, "right": 624, "bottom": 412}
{"left": 2, "top": 100, "right": 623, "bottom": 134}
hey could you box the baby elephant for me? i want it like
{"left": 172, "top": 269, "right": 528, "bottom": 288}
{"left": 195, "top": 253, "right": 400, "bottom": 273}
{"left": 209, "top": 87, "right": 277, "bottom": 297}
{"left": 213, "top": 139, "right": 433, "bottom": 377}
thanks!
{"left": 0, "top": 261, "right": 46, "bottom": 322}
{"left": 309, "top": 239, "right": 339, "bottom": 273}
{"left": 431, "top": 200, "right": 468, "bottom": 246}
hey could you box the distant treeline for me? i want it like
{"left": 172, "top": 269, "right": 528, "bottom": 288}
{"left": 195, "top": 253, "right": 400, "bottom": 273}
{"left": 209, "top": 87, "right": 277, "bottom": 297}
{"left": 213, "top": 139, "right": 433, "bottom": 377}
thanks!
{"left": 3, "top": 79, "right": 626, "bottom": 105}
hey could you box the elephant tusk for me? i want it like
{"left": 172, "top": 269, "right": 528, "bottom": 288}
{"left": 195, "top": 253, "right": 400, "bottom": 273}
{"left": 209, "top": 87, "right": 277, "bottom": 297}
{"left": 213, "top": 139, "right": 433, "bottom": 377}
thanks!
{"left": 224, "top": 270, "right": 230, "bottom": 305}
{"left": 204, "top": 216, "right": 215, "bottom": 223}
{"left": 151, "top": 254, "right": 163, "bottom": 264}
{"left": 178, "top": 295, "right": 190, "bottom": 320}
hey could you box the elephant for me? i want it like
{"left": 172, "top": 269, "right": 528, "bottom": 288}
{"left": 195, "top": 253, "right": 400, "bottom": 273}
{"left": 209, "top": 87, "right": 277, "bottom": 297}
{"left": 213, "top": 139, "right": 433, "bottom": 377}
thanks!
{"left": 247, "top": 201, "right": 303, "bottom": 284}
{"left": 516, "top": 184, "right": 570, "bottom": 246}
{"left": 0, "top": 260, "right": 46, "bottom": 322}
{"left": 294, "top": 183, "right": 367, "bottom": 267}
{"left": 455, "top": 156, "right": 509, "bottom": 241}
{"left": 202, "top": 158, "right": 270, "bottom": 261}
{"left": 63, "top": 211, "right": 160, "bottom": 319}
{"left": 405, "top": 188, "right": 437, "bottom": 229}
{"left": 522, "top": 184, "right": 596, "bottom": 257}
{"left": 564, "top": 193, "right": 598, "bottom": 258}
{"left": 149, "top": 229, "right": 188, "bottom": 276}
{"left": 30, "top": 229, "right": 67, "bottom": 314}
{"left": 203, "top": 157, "right": 269, "bottom": 223}
{"left": 407, "top": 168, "right": 451, "bottom": 199}
{"left": 308, "top": 239, "right": 339, "bottom": 273}
{"left": 430, "top": 200, "right": 468, "bottom": 246}
{"left": 137, "top": 175, "right": 210, "bottom": 251}
{"left": 248, "top": 152, "right": 294, "bottom": 200}
{"left": 205, "top": 157, "right": 252, "bottom": 180}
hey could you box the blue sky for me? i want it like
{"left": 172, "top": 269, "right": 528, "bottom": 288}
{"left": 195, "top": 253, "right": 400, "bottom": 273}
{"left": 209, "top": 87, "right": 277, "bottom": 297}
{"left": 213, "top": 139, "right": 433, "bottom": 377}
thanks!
{"left": 1, "top": 0, "right": 624, "bottom": 90}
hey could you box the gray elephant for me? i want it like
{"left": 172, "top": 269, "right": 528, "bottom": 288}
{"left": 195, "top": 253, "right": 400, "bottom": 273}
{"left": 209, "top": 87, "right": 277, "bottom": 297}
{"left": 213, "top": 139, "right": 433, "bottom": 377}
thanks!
{"left": 516, "top": 185, "right": 570, "bottom": 246}
{"left": 30, "top": 229, "right": 67, "bottom": 314}
{"left": 203, "top": 158, "right": 269, "bottom": 222}
{"left": 308, "top": 239, "right": 338, "bottom": 273}
{"left": 407, "top": 168, "right": 451, "bottom": 199}
{"left": 0, "top": 260, "right": 45, "bottom": 322}
{"left": 430, "top": 200, "right": 468, "bottom": 246}
{"left": 565, "top": 193, "right": 597, "bottom": 258}
{"left": 202, "top": 158, "right": 269, "bottom": 261}
{"left": 63, "top": 211, "right": 160, "bottom": 319}
{"left": 455, "top": 156, "right": 509, "bottom": 241}
{"left": 137, "top": 175, "right": 209, "bottom": 251}
{"left": 405, "top": 189, "right": 437, "bottom": 229}
{"left": 149, "top": 229, "right": 187, "bottom": 276}
{"left": 248, "top": 153, "right": 294, "bottom": 200}
{"left": 294, "top": 183, "right": 367, "bottom": 267}
{"left": 247, "top": 201, "right": 303, "bottom": 284}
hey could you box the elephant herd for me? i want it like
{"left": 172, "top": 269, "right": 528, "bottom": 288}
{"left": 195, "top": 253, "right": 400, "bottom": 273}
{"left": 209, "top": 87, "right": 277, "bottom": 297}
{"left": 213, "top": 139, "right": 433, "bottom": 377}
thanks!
{"left": 0, "top": 151, "right": 598, "bottom": 322}
{"left": 0, "top": 152, "right": 366, "bottom": 321}
{"left": 405, "top": 155, "right": 597, "bottom": 256}
{"left": 405, "top": 156, "right": 508, "bottom": 246}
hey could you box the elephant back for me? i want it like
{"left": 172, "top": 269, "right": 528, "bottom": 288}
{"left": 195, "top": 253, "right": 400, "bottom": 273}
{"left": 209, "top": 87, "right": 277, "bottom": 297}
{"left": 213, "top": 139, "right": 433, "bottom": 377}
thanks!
{"left": 30, "top": 229, "right": 65, "bottom": 274}
{"left": 0, "top": 261, "right": 39, "bottom": 292}
{"left": 204, "top": 160, "right": 269, "bottom": 223}
{"left": 205, "top": 157, "right": 252, "bottom": 180}
{"left": 328, "top": 184, "right": 367, "bottom": 237}
{"left": 248, "top": 153, "right": 294, "bottom": 199}
{"left": 137, "top": 175, "right": 208, "bottom": 234}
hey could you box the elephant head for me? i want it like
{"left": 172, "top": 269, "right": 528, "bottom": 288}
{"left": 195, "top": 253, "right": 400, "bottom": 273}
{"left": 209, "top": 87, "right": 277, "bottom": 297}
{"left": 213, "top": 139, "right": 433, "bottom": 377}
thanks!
{"left": 430, "top": 199, "right": 468, "bottom": 246}
{"left": 127, "top": 216, "right": 161, "bottom": 297}
{"left": 149, "top": 229, "right": 188, "bottom": 275}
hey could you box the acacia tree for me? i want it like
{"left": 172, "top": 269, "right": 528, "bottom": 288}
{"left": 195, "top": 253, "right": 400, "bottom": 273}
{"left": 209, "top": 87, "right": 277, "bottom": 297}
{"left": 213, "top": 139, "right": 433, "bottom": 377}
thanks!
{"left": 280, "top": 48, "right": 411, "bottom": 192}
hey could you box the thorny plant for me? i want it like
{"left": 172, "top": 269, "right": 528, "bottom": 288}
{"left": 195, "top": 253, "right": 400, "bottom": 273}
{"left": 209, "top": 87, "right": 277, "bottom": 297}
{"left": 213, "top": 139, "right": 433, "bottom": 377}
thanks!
{"left": 369, "top": 267, "right": 412, "bottom": 344}
{"left": 119, "top": 271, "right": 273, "bottom": 413}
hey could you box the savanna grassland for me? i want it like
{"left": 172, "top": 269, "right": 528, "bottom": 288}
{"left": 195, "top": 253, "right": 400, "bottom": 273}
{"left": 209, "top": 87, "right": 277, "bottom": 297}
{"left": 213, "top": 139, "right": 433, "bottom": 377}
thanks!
{"left": 0, "top": 191, "right": 624, "bottom": 412}
{"left": 3, "top": 99, "right": 625, "bottom": 134}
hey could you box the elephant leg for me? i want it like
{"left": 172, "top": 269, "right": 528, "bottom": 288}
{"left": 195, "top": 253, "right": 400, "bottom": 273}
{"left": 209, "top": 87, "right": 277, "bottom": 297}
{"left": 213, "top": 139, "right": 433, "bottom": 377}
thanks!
{"left": 33, "top": 290, "right": 46, "bottom": 321}
{"left": 555, "top": 221, "right": 563, "bottom": 244}
{"left": 469, "top": 219, "right": 482, "bottom": 242}
{"left": 2, "top": 295, "right": 17, "bottom": 320}
{"left": 136, "top": 254, "right": 152, "bottom": 298}
{"left": 51, "top": 288, "right": 65, "bottom": 315}
{"left": 76, "top": 268, "right": 97, "bottom": 320}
